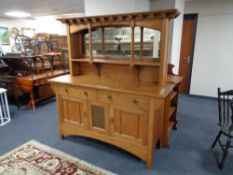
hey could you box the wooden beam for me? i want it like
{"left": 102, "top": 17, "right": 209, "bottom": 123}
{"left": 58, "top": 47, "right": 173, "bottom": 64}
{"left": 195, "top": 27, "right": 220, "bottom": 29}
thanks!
{"left": 57, "top": 9, "right": 180, "bottom": 25}
{"left": 159, "top": 18, "right": 169, "bottom": 86}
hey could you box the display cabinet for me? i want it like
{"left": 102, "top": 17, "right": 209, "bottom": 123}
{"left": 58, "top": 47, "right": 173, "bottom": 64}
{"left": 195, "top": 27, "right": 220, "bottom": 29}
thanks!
{"left": 50, "top": 9, "right": 182, "bottom": 168}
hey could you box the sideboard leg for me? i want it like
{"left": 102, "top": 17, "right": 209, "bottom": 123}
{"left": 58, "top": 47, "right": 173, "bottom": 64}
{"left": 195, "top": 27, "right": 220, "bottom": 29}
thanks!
{"left": 156, "top": 140, "right": 161, "bottom": 149}
{"left": 162, "top": 137, "right": 170, "bottom": 148}
{"left": 60, "top": 134, "right": 64, "bottom": 140}
{"left": 146, "top": 159, "right": 153, "bottom": 169}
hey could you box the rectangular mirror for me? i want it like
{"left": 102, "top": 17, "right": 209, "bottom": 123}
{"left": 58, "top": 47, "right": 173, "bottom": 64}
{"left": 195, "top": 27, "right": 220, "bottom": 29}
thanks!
{"left": 83, "top": 27, "right": 160, "bottom": 59}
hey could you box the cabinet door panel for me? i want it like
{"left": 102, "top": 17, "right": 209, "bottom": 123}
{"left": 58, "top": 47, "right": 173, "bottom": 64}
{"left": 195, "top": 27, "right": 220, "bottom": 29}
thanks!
{"left": 113, "top": 110, "right": 122, "bottom": 133}
{"left": 110, "top": 105, "right": 148, "bottom": 146}
{"left": 91, "top": 105, "right": 105, "bottom": 129}
{"left": 61, "top": 96, "right": 87, "bottom": 128}
{"left": 88, "top": 101, "right": 109, "bottom": 135}
{"left": 121, "top": 111, "right": 139, "bottom": 138}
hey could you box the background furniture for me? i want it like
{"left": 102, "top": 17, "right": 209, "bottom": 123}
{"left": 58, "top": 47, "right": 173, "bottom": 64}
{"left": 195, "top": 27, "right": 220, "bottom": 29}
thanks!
{"left": 211, "top": 88, "right": 233, "bottom": 169}
{"left": 1, "top": 54, "right": 68, "bottom": 111}
{"left": 0, "top": 64, "right": 9, "bottom": 74}
{"left": 0, "top": 75, "right": 21, "bottom": 110}
{"left": 0, "top": 88, "right": 11, "bottom": 126}
{"left": 50, "top": 9, "right": 182, "bottom": 168}
{"left": 0, "top": 32, "right": 69, "bottom": 110}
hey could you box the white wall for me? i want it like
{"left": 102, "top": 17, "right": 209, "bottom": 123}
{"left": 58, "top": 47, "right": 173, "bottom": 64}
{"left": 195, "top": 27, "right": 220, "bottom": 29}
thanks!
{"left": 186, "top": 0, "right": 233, "bottom": 97}
{"left": 150, "top": 0, "right": 175, "bottom": 10}
{"left": 151, "top": 0, "right": 184, "bottom": 74}
{"left": 34, "top": 16, "right": 66, "bottom": 35}
{"left": 85, "top": 0, "right": 150, "bottom": 16}
{"left": 0, "top": 17, "right": 66, "bottom": 53}
{"left": 170, "top": 0, "right": 184, "bottom": 74}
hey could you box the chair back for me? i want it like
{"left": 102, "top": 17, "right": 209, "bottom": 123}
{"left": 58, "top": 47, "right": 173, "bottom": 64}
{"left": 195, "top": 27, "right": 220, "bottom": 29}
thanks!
{"left": 218, "top": 88, "right": 233, "bottom": 126}
{"left": 1, "top": 56, "right": 31, "bottom": 75}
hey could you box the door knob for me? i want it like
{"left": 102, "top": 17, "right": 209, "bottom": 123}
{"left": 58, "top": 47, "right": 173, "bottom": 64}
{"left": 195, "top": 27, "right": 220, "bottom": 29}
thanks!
{"left": 184, "top": 56, "right": 191, "bottom": 63}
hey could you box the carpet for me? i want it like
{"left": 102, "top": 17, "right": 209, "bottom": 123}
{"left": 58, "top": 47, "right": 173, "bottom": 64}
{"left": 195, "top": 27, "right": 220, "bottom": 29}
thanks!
{"left": 0, "top": 140, "right": 116, "bottom": 175}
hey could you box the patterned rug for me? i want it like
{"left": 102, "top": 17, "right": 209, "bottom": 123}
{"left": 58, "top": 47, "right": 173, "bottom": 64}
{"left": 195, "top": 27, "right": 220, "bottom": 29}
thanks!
{"left": 0, "top": 140, "right": 116, "bottom": 175}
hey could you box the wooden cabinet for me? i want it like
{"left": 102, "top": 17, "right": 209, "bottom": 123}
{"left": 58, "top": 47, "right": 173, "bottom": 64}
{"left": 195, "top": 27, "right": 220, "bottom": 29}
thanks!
{"left": 0, "top": 75, "right": 22, "bottom": 109}
{"left": 50, "top": 9, "right": 182, "bottom": 169}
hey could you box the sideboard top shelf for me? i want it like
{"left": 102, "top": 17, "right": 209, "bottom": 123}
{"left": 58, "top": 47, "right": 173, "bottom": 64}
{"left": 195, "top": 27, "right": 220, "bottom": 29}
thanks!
{"left": 57, "top": 9, "right": 180, "bottom": 25}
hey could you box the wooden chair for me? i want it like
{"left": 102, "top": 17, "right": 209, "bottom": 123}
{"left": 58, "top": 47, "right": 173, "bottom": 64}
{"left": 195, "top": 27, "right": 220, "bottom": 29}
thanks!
{"left": 211, "top": 88, "right": 233, "bottom": 169}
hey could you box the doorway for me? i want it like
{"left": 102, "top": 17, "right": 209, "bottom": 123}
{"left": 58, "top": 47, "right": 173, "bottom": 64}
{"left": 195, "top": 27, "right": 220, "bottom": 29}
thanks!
{"left": 179, "top": 14, "right": 198, "bottom": 94}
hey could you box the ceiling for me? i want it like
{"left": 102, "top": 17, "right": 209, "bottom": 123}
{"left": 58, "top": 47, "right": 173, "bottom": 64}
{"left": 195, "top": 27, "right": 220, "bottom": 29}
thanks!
{"left": 0, "top": 0, "right": 200, "bottom": 19}
{"left": 0, "top": 0, "right": 85, "bottom": 18}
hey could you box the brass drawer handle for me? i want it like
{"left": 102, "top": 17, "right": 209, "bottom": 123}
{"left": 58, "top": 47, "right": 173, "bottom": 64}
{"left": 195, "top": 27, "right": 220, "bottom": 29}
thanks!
{"left": 84, "top": 112, "right": 87, "bottom": 118}
{"left": 107, "top": 95, "right": 112, "bottom": 100}
{"left": 110, "top": 118, "right": 114, "bottom": 123}
{"left": 84, "top": 91, "right": 88, "bottom": 96}
{"left": 65, "top": 88, "right": 69, "bottom": 93}
{"left": 133, "top": 99, "right": 138, "bottom": 104}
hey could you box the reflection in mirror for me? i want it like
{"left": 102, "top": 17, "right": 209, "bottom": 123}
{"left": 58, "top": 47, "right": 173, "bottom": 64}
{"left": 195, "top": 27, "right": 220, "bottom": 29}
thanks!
{"left": 85, "top": 27, "right": 132, "bottom": 58}
{"left": 84, "top": 27, "right": 160, "bottom": 59}
{"left": 91, "top": 28, "right": 103, "bottom": 56}
{"left": 142, "top": 28, "right": 160, "bottom": 58}
{"left": 104, "top": 27, "right": 131, "bottom": 57}
{"left": 84, "top": 31, "right": 90, "bottom": 56}
{"left": 134, "top": 27, "right": 141, "bottom": 57}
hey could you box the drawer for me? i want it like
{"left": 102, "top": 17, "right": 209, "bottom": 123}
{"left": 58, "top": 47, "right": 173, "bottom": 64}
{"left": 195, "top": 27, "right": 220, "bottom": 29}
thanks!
{"left": 98, "top": 90, "right": 149, "bottom": 110}
{"left": 58, "top": 85, "right": 97, "bottom": 100}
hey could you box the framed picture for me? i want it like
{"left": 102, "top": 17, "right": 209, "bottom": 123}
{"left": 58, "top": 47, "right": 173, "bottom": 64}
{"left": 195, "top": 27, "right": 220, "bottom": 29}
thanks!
{"left": 0, "top": 27, "right": 10, "bottom": 45}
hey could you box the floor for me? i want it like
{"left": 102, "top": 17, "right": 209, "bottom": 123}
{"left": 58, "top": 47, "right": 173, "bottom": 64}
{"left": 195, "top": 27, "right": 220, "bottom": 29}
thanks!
{"left": 0, "top": 95, "right": 232, "bottom": 175}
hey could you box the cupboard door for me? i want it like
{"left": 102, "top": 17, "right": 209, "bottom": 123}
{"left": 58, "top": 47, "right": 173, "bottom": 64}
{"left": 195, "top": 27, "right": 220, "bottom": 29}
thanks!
{"left": 110, "top": 105, "right": 148, "bottom": 146}
{"left": 61, "top": 96, "right": 88, "bottom": 129}
{"left": 88, "top": 101, "right": 109, "bottom": 135}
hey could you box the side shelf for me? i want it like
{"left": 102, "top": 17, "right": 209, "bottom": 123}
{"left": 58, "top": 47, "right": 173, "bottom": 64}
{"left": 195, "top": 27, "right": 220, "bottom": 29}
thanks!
{"left": 162, "top": 89, "right": 178, "bottom": 148}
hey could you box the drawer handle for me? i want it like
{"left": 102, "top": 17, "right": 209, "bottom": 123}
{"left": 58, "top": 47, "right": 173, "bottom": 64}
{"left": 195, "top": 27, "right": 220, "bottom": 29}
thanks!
{"left": 133, "top": 99, "right": 138, "bottom": 104}
{"left": 84, "top": 112, "right": 87, "bottom": 118}
{"left": 110, "top": 118, "right": 114, "bottom": 123}
{"left": 107, "top": 95, "right": 112, "bottom": 100}
{"left": 84, "top": 91, "right": 88, "bottom": 96}
{"left": 65, "top": 88, "right": 69, "bottom": 93}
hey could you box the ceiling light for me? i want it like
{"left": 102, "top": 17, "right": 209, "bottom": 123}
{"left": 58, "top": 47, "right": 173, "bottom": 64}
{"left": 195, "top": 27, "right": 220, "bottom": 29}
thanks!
{"left": 5, "top": 11, "right": 31, "bottom": 18}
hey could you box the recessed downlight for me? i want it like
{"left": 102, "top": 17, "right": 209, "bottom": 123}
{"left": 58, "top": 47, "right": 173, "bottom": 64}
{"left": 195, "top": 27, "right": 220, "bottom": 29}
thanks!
{"left": 5, "top": 11, "right": 31, "bottom": 18}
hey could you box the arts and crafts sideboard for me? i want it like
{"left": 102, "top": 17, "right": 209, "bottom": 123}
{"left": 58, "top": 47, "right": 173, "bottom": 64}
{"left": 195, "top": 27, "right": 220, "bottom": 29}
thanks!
{"left": 50, "top": 9, "right": 182, "bottom": 168}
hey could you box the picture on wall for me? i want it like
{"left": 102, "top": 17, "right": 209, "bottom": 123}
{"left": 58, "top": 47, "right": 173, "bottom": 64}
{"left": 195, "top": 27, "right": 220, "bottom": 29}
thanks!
{"left": 0, "top": 27, "right": 10, "bottom": 45}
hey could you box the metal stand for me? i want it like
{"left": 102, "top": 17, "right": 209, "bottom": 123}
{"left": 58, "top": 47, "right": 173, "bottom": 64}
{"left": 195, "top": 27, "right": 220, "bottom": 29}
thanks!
{"left": 0, "top": 88, "right": 11, "bottom": 126}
